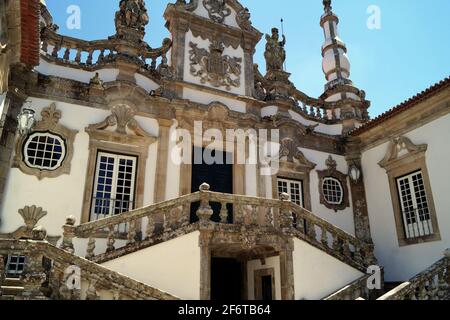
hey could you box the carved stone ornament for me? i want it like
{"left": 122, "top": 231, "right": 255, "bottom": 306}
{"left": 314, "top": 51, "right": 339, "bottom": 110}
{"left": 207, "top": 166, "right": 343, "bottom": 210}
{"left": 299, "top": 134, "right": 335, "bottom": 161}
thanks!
{"left": 189, "top": 40, "right": 242, "bottom": 90}
{"left": 236, "top": 7, "right": 252, "bottom": 31}
{"left": 11, "top": 205, "right": 48, "bottom": 240}
{"left": 203, "top": 0, "right": 231, "bottom": 23}
{"left": 317, "top": 155, "right": 350, "bottom": 212}
{"left": 279, "top": 138, "right": 316, "bottom": 170}
{"left": 87, "top": 104, "right": 152, "bottom": 137}
{"left": 114, "top": 0, "right": 149, "bottom": 41}
{"left": 13, "top": 103, "right": 78, "bottom": 180}
{"left": 175, "top": 0, "right": 199, "bottom": 12}
{"left": 378, "top": 136, "right": 428, "bottom": 171}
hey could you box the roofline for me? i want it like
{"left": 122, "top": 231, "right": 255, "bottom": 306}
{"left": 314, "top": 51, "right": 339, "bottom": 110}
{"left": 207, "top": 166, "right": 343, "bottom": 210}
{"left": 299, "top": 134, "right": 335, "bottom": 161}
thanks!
{"left": 350, "top": 76, "right": 450, "bottom": 136}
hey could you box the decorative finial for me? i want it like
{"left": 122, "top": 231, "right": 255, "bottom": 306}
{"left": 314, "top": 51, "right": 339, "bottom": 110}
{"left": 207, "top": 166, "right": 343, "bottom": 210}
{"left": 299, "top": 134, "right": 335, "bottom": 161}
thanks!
{"left": 323, "top": 0, "right": 332, "bottom": 13}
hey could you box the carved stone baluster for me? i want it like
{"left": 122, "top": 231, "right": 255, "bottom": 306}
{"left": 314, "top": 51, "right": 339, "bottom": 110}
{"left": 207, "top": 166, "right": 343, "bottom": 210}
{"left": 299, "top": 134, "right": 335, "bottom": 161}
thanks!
{"left": 85, "top": 279, "right": 99, "bottom": 300}
{"left": 145, "top": 214, "right": 155, "bottom": 239}
{"left": 75, "top": 49, "right": 82, "bottom": 63}
{"left": 234, "top": 201, "right": 244, "bottom": 225}
{"left": 196, "top": 183, "right": 213, "bottom": 223}
{"left": 354, "top": 244, "right": 363, "bottom": 263}
{"left": 309, "top": 105, "right": 315, "bottom": 117}
{"left": 307, "top": 221, "right": 317, "bottom": 240}
{"left": 51, "top": 44, "right": 60, "bottom": 58}
{"left": 266, "top": 207, "right": 274, "bottom": 227}
{"left": 279, "top": 193, "right": 293, "bottom": 231}
{"left": 323, "top": 108, "right": 329, "bottom": 120}
{"left": 98, "top": 49, "right": 105, "bottom": 62}
{"left": 219, "top": 202, "right": 229, "bottom": 224}
{"left": 127, "top": 220, "right": 137, "bottom": 245}
{"left": 437, "top": 269, "right": 448, "bottom": 299}
{"left": 63, "top": 48, "right": 70, "bottom": 61}
{"left": 332, "top": 108, "right": 337, "bottom": 120}
{"left": 320, "top": 226, "right": 328, "bottom": 247}
{"left": 60, "top": 216, "right": 76, "bottom": 254}
{"left": 363, "top": 243, "right": 377, "bottom": 265}
{"left": 332, "top": 235, "right": 341, "bottom": 253}
{"left": 151, "top": 58, "right": 157, "bottom": 70}
{"left": 316, "top": 106, "right": 321, "bottom": 118}
{"left": 86, "top": 50, "right": 93, "bottom": 65}
{"left": 428, "top": 275, "right": 439, "bottom": 300}
{"left": 343, "top": 239, "right": 351, "bottom": 257}
{"left": 418, "top": 282, "right": 428, "bottom": 300}
{"left": 106, "top": 226, "right": 116, "bottom": 252}
{"left": 86, "top": 237, "right": 96, "bottom": 260}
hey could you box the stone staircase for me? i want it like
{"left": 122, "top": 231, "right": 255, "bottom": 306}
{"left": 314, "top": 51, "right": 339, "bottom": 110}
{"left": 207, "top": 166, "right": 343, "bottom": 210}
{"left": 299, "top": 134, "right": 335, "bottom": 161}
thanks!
{"left": 0, "top": 239, "right": 178, "bottom": 300}
{"left": 0, "top": 277, "right": 24, "bottom": 300}
{"left": 62, "top": 185, "right": 376, "bottom": 273}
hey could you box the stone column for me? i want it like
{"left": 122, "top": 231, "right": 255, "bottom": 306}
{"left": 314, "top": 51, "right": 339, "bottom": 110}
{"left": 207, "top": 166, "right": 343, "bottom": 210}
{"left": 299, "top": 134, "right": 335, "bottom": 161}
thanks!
{"left": 199, "top": 232, "right": 213, "bottom": 300}
{"left": 279, "top": 240, "right": 295, "bottom": 300}
{"left": 345, "top": 146, "right": 373, "bottom": 243}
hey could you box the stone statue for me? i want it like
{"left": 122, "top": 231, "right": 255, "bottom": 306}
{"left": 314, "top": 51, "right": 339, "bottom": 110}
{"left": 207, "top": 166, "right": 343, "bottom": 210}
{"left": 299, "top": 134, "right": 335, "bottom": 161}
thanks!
{"left": 115, "top": 0, "right": 149, "bottom": 34}
{"left": 264, "top": 28, "right": 286, "bottom": 72}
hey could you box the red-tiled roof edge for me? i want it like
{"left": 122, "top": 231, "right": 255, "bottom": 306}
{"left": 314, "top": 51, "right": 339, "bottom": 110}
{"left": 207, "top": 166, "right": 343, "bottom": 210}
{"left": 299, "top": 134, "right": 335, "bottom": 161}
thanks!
{"left": 350, "top": 76, "right": 450, "bottom": 136}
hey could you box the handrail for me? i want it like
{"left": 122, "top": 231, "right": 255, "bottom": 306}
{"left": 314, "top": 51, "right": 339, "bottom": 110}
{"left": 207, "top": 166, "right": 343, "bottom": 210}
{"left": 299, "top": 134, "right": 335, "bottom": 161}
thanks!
{"left": 0, "top": 239, "right": 178, "bottom": 300}
{"left": 61, "top": 185, "right": 376, "bottom": 271}
{"left": 377, "top": 251, "right": 449, "bottom": 300}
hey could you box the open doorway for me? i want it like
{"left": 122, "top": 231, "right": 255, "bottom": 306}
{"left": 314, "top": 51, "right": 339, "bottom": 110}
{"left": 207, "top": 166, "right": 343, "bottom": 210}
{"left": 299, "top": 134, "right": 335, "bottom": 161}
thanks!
{"left": 210, "top": 258, "right": 243, "bottom": 301}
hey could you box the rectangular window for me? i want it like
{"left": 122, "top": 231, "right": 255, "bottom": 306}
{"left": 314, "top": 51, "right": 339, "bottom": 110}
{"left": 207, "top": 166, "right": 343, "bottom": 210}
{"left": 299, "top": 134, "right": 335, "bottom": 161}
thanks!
{"left": 277, "top": 178, "right": 303, "bottom": 206}
{"left": 396, "top": 171, "right": 433, "bottom": 239}
{"left": 5, "top": 255, "right": 25, "bottom": 277}
{"left": 90, "top": 152, "right": 137, "bottom": 222}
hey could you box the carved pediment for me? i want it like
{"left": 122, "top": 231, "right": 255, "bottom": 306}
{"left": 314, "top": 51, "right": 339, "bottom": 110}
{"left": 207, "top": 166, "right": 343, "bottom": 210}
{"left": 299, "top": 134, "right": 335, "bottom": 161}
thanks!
{"left": 279, "top": 138, "right": 316, "bottom": 171}
{"left": 86, "top": 105, "right": 156, "bottom": 143}
{"left": 378, "top": 136, "right": 428, "bottom": 169}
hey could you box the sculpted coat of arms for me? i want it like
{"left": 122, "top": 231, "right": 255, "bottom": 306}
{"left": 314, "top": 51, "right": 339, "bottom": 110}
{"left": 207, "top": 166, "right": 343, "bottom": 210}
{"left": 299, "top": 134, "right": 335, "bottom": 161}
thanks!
{"left": 189, "top": 40, "right": 242, "bottom": 90}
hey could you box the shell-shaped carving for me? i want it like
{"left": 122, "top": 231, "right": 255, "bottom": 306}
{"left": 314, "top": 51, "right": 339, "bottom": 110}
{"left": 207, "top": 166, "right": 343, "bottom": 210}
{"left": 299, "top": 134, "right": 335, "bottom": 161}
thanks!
{"left": 18, "top": 205, "right": 47, "bottom": 229}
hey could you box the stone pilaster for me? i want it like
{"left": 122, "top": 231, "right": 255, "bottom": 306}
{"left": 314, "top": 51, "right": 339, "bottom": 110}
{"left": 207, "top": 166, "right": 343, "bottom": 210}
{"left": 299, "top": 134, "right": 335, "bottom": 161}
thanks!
{"left": 346, "top": 150, "right": 373, "bottom": 243}
{"left": 199, "top": 231, "right": 213, "bottom": 300}
{"left": 21, "top": 250, "right": 47, "bottom": 299}
{"left": 279, "top": 240, "right": 295, "bottom": 300}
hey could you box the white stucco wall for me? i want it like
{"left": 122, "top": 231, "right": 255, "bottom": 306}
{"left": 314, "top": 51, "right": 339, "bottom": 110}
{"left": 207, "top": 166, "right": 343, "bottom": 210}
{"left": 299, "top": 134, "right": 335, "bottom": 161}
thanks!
{"left": 300, "top": 148, "right": 355, "bottom": 235}
{"left": 101, "top": 231, "right": 201, "bottom": 300}
{"left": 0, "top": 97, "right": 159, "bottom": 237}
{"left": 293, "top": 238, "right": 364, "bottom": 300}
{"left": 362, "top": 113, "right": 450, "bottom": 281}
{"left": 247, "top": 256, "right": 282, "bottom": 300}
{"left": 36, "top": 58, "right": 119, "bottom": 84}
{"left": 183, "top": 30, "right": 245, "bottom": 96}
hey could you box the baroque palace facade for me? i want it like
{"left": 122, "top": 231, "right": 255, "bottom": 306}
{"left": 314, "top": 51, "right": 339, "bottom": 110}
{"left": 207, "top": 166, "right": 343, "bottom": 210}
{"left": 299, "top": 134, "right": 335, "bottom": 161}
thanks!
{"left": 0, "top": 0, "right": 449, "bottom": 300}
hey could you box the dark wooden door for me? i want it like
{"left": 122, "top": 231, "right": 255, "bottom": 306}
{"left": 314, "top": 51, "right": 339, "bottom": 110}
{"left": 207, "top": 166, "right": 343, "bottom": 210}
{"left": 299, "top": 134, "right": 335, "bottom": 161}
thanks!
{"left": 191, "top": 147, "right": 233, "bottom": 223}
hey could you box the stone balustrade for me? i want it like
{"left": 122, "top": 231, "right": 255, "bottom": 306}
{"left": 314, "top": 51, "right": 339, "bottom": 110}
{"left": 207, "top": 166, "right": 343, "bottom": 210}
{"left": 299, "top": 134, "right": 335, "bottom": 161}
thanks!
{"left": 0, "top": 239, "right": 177, "bottom": 300}
{"left": 377, "top": 250, "right": 450, "bottom": 300}
{"left": 40, "top": 28, "right": 172, "bottom": 74}
{"left": 62, "top": 184, "right": 375, "bottom": 271}
{"left": 324, "top": 274, "right": 372, "bottom": 300}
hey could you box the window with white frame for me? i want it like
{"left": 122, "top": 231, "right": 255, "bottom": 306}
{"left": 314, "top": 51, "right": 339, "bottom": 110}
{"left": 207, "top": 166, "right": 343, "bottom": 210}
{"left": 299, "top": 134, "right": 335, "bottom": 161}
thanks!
{"left": 23, "top": 132, "right": 66, "bottom": 170}
{"left": 277, "top": 178, "right": 303, "bottom": 207}
{"left": 396, "top": 171, "right": 433, "bottom": 239}
{"left": 5, "top": 255, "right": 26, "bottom": 277}
{"left": 90, "top": 152, "right": 137, "bottom": 221}
{"left": 322, "top": 177, "right": 343, "bottom": 205}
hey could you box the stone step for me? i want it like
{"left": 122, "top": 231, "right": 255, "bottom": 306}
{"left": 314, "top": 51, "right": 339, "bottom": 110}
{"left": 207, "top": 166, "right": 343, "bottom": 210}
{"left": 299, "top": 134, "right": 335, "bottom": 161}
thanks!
{"left": 0, "top": 285, "right": 24, "bottom": 296}
{"left": 3, "top": 277, "right": 22, "bottom": 287}
{"left": 0, "top": 295, "right": 16, "bottom": 300}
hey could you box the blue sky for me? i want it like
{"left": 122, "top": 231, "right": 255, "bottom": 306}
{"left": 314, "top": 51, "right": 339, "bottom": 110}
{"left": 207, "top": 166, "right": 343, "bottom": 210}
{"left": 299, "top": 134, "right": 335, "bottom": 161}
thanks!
{"left": 45, "top": 0, "right": 450, "bottom": 117}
